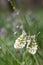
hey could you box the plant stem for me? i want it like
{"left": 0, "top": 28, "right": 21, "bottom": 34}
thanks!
{"left": 33, "top": 55, "right": 39, "bottom": 65}
{"left": 0, "top": 38, "right": 21, "bottom": 65}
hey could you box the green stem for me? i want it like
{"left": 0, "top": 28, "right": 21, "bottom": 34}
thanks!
{"left": 0, "top": 38, "right": 21, "bottom": 65}
{"left": 33, "top": 55, "right": 39, "bottom": 65}
{"left": 23, "top": 51, "right": 28, "bottom": 65}
{"left": 9, "top": 0, "right": 16, "bottom": 10}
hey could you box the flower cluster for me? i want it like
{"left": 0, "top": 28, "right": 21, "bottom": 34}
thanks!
{"left": 14, "top": 31, "right": 38, "bottom": 55}
{"left": 14, "top": 31, "right": 27, "bottom": 48}
{"left": 26, "top": 35, "right": 38, "bottom": 55}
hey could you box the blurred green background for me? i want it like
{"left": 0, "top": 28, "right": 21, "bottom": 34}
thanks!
{"left": 0, "top": 0, "right": 43, "bottom": 65}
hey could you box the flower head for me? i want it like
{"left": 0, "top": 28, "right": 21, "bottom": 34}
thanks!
{"left": 14, "top": 32, "right": 38, "bottom": 54}
{"left": 14, "top": 31, "right": 27, "bottom": 49}
{"left": 26, "top": 35, "right": 38, "bottom": 55}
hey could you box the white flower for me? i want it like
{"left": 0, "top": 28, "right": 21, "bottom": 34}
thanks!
{"left": 26, "top": 35, "right": 38, "bottom": 55}
{"left": 14, "top": 31, "right": 27, "bottom": 49}
{"left": 14, "top": 31, "right": 17, "bottom": 35}
{"left": 14, "top": 32, "right": 38, "bottom": 54}
{"left": 16, "top": 25, "right": 20, "bottom": 29}
{"left": 30, "top": 35, "right": 36, "bottom": 40}
{"left": 22, "top": 61, "right": 25, "bottom": 65}
{"left": 27, "top": 44, "right": 38, "bottom": 55}
{"left": 20, "top": 25, "right": 23, "bottom": 30}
